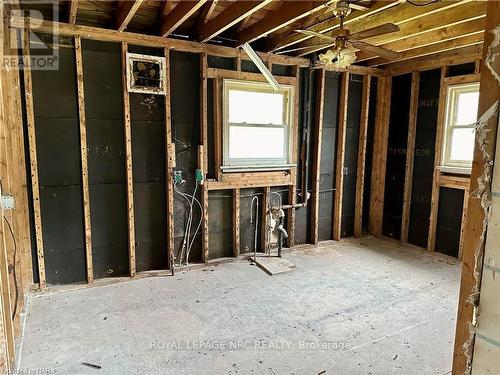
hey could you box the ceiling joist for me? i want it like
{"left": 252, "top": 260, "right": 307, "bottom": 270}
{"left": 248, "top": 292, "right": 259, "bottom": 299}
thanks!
{"left": 234, "top": 0, "right": 331, "bottom": 47}
{"left": 198, "top": 0, "right": 273, "bottom": 43}
{"left": 160, "top": 0, "right": 207, "bottom": 37}
{"left": 195, "top": 1, "right": 219, "bottom": 34}
{"left": 68, "top": 0, "right": 78, "bottom": 24}
{"left": 116, "top": 0, "right": 146, "bottom": 32}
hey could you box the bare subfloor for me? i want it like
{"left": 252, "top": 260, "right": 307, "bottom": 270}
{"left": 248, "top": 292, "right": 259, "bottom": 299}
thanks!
{"left": 18, "top": 237, "right": 460, "bottom": 375}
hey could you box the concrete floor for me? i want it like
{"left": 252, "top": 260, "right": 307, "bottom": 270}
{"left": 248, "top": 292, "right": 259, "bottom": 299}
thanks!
{"left": 18, "top": 237, "right": 460, "bottom": 375}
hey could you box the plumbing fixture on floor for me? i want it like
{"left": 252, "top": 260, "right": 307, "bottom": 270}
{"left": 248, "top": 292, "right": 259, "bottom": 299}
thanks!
{"left": 250, "top": 195, "right": 259, "bottom": 263}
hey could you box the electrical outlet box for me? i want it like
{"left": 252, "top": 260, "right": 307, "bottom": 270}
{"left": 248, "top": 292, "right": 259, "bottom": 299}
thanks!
{"left": 0, "top": 194, "right": 15, "bottom": 210}
{"left": 195, "top": 169, "right": 203, "bottom": 183}
{"left": 173, "top": 170, "right": 183, "bottom": 184}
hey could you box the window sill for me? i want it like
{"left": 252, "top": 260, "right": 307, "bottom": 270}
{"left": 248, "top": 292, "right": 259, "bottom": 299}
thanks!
{"left": 221, "top": 164, "right": 296, "bottom": 173}
{"left": 437, "top": 165, "right": 471, "bottom": 175}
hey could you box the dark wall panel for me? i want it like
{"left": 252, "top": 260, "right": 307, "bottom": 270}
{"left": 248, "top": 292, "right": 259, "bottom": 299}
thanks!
{"left": 318, "top": 71, "right": 340, "bottom": 241}
{"left": 362, "top": 77, "right": 378, "bottom": 231}
{"left": 170, "top": 51, "right": 202, "bottom": 263}
{"left": 208, "top": 191, "right": 233, "bottom": 259}
{"left": 31, "top": 43, "right": 86, "bottom": 284}
{"left": 382, "top": 74, "right": 412, "bottom": 240}
{"left": 341, "top": 74, "right": 363, "bottom": 237}
{"left": 435, "top": 187, "right": 464, "bottom": 257}
{"left": 408, "top": 69, "right": 440, "bottom": 248}
{"left": 83, "top": 40, "right": 129, "bottom": 279}
{"left": 240, "top": 188, "right": 262, "bottom": 253}
{"left": 130, "top": 93, "right": 167, "bottom": 271}
{"left": 447, "top": 62, "right": 476, "bottom": 77}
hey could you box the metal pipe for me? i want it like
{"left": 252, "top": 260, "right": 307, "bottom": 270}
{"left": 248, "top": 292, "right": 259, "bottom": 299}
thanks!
{"left": 250, "top": 196, "right": 259, "bottom": 262}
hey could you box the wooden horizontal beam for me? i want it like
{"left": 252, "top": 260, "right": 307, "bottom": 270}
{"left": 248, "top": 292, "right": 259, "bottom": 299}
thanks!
{"left": 116, "top": 0, "right": 145, "bottom": 32}
{"left": 356, "top": 17, "right": 485, "bottom": 62}
{"left": 367, "top": 33, "right": 484, "bottom": 67}
{"left": 9, "top": 16, "right": 310, "bottom": 67}
{"left": 198, "top": 0, "right": 273, "bottom": 43}
{"left": 160, "top": 0, "right": 207, "bottom": 37}
{"left": 206, "top": 67, "right": 296, "bottom": 85}
{"left": 385, "top": 44, "right": 483, "bottom": 75}
{"left": 263, "top": 0, "right": 399, "bottom": 52}
{"left": 206, "top": 171, "right": 292, "bottom": 190}
{"left": 234, "top": 0, "right": 330, "bottom": 47}
{"left": 439, "top": 174, "right": 471, "bottom": 191}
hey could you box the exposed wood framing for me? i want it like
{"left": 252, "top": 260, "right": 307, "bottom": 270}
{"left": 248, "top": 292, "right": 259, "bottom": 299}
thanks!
{"left": 333, "top": 72, "right": 349, "bottom": 241}
{"left": 195, "top": 1, "right": 218, "bottom": 34}
{"left": 198, "top": 0, "right": 273, "bottom": 43}
{"left": 264, "top": 0, "right": 399, "bottom": 53}
{"left": 9, "top": 16, "right": 310, "bottom": 68}
{"left": 116, "top": 0, "right": 145, "bottom": 32}
{"left": 74, "top": 36, "right": 93, "bottom": 283}
{"left": 68, "top": 0, "right": 78, "bottom": 24}
{"left": 261, "top": 187, "right": 270, "bottom": 251}
{"left": 310, "top": 69, "right": 325, "bottom": 245}
{"left": 200, "top": 53, "right": 209, "bottom": 262}
{"left": 206, "top": 68, "right": 296, "bottom": 85}
{"left": 385, "top": 44, "right": 483, "bottom": 76}
{"left": 232, "top": 188, "right": 240, "bottom": 257}
{"left": 369, "top": 76, "right": 392, "bottom": 236}
{"left": 354, "top": 75, "right": 371, "bottom": 237}
{"left": 161, "top": 0, "right": 207, "bottom": 37}
{"left": 287, "top": 183, "right": 296, "bottom": 248}
{"left": 206, "top": 172, "right": 292, "bottom": 191}
{"left": 212, "top": 78, "right": 222, "bottom": 180}
{"left": 453, "top": 2, "right": 500, "bottom": 372}
{"left": 22, "top": 28, "right": 46, "bottom": 290}
{"left": 426, "top": 67, "right": 447, "bottom": 252}
{"left": 458, "top": 189, "right": 469, "bottom": 261}
{"left": 400, "top": 71, "right": 419, "bottom": 244}
{"left": 121, "top": 42, "right": 136, "bottom": 277}
{"left": 164, "top": 47, "right": 175, "bottom": 269}
{"left": 234, "top": 0, "right": 329, "bottom": 46}
{"left": 439, "top": 174, "right": 471, "bottom": 191}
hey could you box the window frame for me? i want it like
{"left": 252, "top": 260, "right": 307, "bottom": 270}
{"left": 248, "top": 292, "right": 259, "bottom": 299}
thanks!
{"left": 222, "top": 79, "right": 295, "bottom": 170}
{"left": 441, "top": 81, "right": 480, "bottom": 174}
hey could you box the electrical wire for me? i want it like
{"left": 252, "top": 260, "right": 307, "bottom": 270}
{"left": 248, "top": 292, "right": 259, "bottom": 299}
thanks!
{"left": 406, "top": 0, "right": 440, "bottom": 6}
{"left": 3, "top": 216, "right": 19, "bottom": 320}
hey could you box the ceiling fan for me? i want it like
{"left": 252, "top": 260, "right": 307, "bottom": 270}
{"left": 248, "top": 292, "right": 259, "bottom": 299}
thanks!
{"left": 279, "top": 0, "right": 401, "bottom": 70}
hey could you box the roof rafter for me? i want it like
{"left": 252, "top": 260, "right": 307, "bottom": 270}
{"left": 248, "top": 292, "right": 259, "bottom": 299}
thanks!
{"left": 295, "top": 0, "right": 469, "bottom": 56}
{"left": 367, "top": 33, "right": 484, "bottom": 67}
{"left": 116, "top": 0, "right": 146, "bottom": 32}
{"left": 198, "top": 0, "right": 273, "bottom": 43}
{"left": 356, "top": 17, "right": 485, "bottom": 62}
{"left": 160, "top": 0, "right": 207, "bottom": 37}
{"left": 195, "top": 0, "right": 218, "bottom": 34}
{"left": 234, "top": 0, "right": 331, "bottom": 47}
{"left": 262, "top": 0, "right": 399, "bottom": 52}
{"left": 68, "top": 0, "right": 78, "bottom": 24}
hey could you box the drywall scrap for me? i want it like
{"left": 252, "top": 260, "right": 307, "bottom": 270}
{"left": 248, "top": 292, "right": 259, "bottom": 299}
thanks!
{"left": 462, "top": 25, "right": 500, "bottom": 375}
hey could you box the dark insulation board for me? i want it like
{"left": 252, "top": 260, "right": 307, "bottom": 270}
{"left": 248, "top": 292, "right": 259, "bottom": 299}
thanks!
{"left": 408, "top": 69, "right": 440, "bottom": 248}
{"left": 31, "top": 42, "right": 87, "bottom": 284}
{"left": 82, "top": 40, "right": 129, "bottom": 279}
{"left": 130, "top": 92, "right": 168, "bottom": 271}
{"left": 240, "top": 188, "right": 262, "bottom": 254}
{"left": 447, "top": 62, "right": 476, "bottom": 77}
{"left": 318, "top": 71, "right": 340, "bottom": 241}
{"left": 170, "top": 51, "right": 202, "bottom": 263}
{"left": 382, "top": 73, "right": 412, "bottom": 240}
{"left": 294, "top": 69, "right": 314, "bottom": 245}
{"left": 208, "top": 55, "right": 235, "bottom": 70}
{"left": 435, "top": 187, "right": 464, "bottom": 257}
{"left": 208, "top": 190, "right": 233, "bottom": 259}
{"left": 341, "top": 74, "right": 363, "bottom": 238}
{"left": 362, "top": 77, "right": 378, "bottom": 231}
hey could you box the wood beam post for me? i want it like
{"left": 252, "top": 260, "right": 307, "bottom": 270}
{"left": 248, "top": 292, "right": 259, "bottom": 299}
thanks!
{"left": 369, "top": 75, "right": 392, "bottom": 236}
{"left": 401, "top": 71, "right": 420, "bottom": 244}
{"left": 74, "top": 36, "right": 93, "bottom": 283}
{"left": 354, "top": 74, "right": 371, "bottom": 237}
{"left": 22, "top": 28, "right": 46, "bottom": 290}
{"left": 121, "top": 42, "right": 136, "bottom": 277}
{"left": 310, "top": 69, "right": 325, "bottom": 245}
{"left": 200, "top": 53, "right": 209, "bottom": 262}
{"left": 453, "top": 1, "right": 500, "bottom": 372}
{"left": 333, "top": 72, "right": 349, "bottom": 241}
{"left": 233, "top": 188, "right": 240, "bottom": 257}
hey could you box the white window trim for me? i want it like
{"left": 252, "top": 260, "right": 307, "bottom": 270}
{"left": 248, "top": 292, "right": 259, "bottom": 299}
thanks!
{"left": 222, "top": 79, "right": 294, "bottom": 170}
{"left": 440, "top": 82, "right": 480, "bottom": 173}
{"left": 126, "top": 52, "right": 167, "bottom": 95}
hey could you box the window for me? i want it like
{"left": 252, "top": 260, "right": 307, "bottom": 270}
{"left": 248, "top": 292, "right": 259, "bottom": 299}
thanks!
{"left": 441, "top": 82, "right": 480, "bottom": 173}
{"left": 222, "top": 79, "right": 294, "bottom": 170}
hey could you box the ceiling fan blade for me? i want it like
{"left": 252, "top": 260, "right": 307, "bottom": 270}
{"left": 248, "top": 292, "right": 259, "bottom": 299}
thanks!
{"left": 295, "top": 29, "right": 335, "bottom": 42}
{"left": 349, "top": 23, "right": 400, "bottom": 40}
{"left": 276, "top": 43, "right": 333, "bottom": 55}
{"left": 349, "top": 39, "right": 400, "bottom": 60}
{"left": 349, "top": 3, "right": 371, "bottom": 11}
